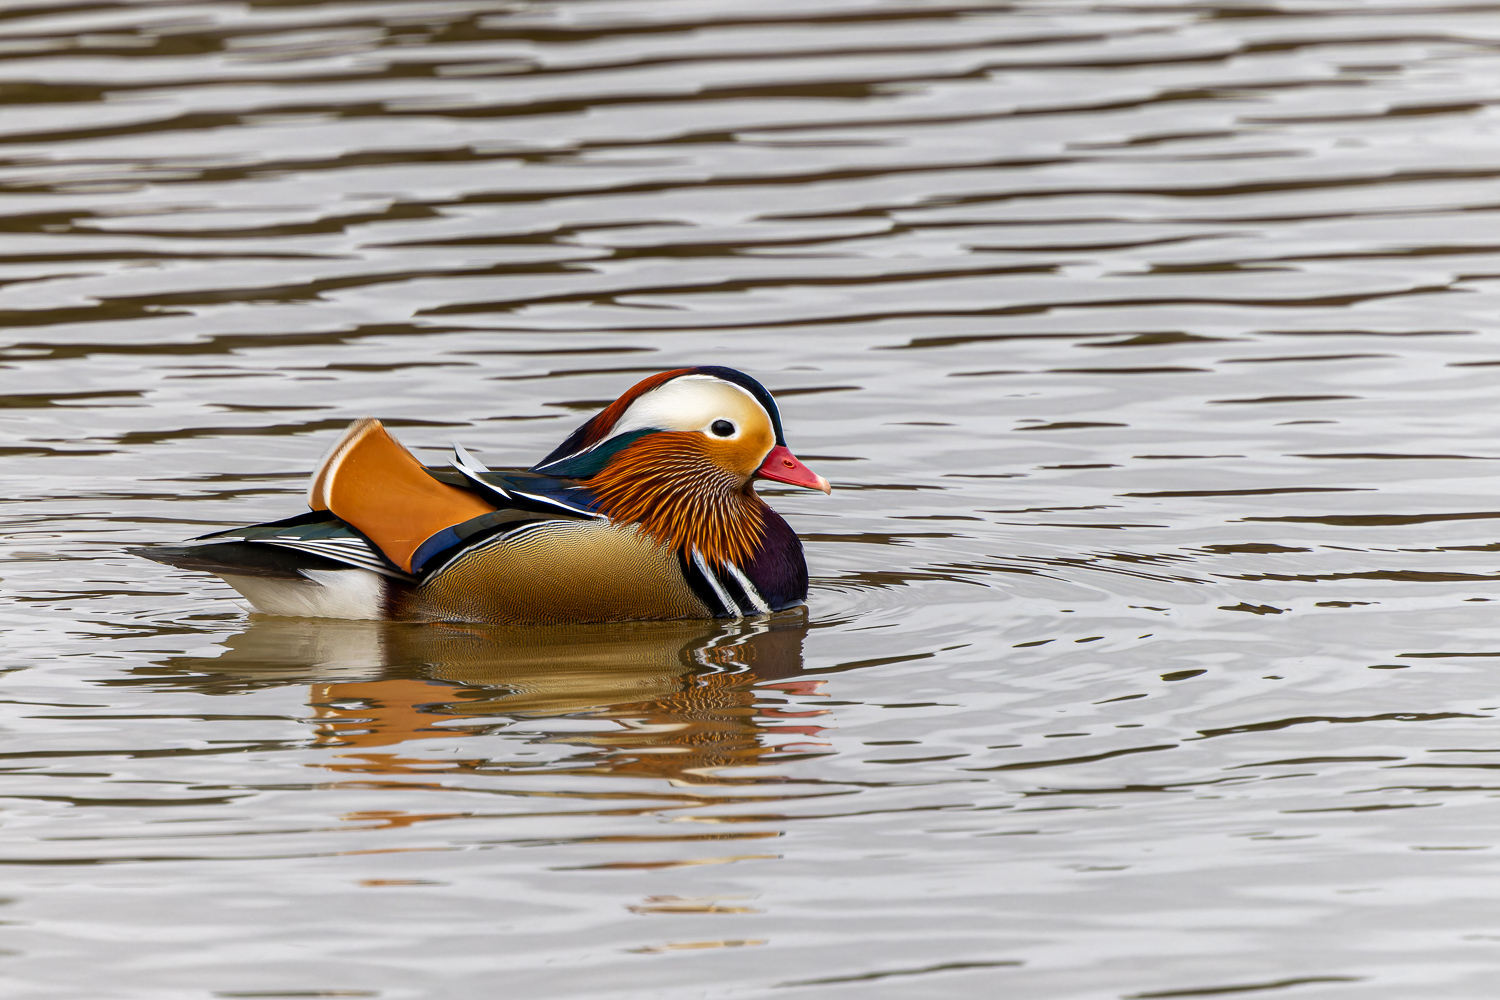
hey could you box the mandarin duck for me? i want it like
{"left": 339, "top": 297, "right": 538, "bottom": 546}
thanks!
{"left": 131, "top": 367, "right": 830, "bottom": 624}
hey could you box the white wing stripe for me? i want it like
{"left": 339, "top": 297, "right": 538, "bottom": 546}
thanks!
{"left": 451, "top": 442, "right": 491, "bottom": 474}
{"left": 274, "top": 543, "right": 384, "bottom": 568}
{"left": 451, "top": 441, "right": 602, "bottom": 519}
{"left": 451, "top": 442, "right": 515, "bottom": 500}
{"left": 509, "top": 489, "right": 603, "bottom": 518}
{"left": 247, "top": 538, "right": 407, "bottom": 578}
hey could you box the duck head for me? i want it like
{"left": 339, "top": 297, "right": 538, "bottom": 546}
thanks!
{"left": 531, "top": 367, "right": 829, "bottom": 564}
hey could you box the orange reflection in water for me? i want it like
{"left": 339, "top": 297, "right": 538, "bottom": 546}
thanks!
{"left": 197, "top": 613, "right": 826, "bottom": 785}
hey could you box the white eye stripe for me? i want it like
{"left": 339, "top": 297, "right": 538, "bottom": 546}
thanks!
{"left": 604, "top": 376, "right": 766, "bottom": 440}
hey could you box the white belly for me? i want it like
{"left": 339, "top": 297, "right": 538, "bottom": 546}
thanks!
{"left": 219, "top": 569, "right": 386, "bottom": 620}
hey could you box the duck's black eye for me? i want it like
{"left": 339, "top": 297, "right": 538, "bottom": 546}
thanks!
{"left": 710, "top": 419, "right": 735, "bottom": 437}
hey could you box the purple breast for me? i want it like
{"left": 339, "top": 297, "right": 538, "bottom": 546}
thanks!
{"left": 742, "top": 508, "right": 808, "bottom": 610}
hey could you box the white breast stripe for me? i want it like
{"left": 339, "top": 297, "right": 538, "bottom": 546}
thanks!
{"left": 692, "top": 548, "right": 742, "bottom": 620}
{"left": 722, "top": 561, "right": 772, "bottom": 615}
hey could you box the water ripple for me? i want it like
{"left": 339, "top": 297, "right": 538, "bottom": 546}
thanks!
{"left": 8, "top": 0, "right": 1500, "bottom": 996}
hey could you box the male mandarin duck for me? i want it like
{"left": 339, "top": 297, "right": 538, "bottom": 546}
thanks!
{"left": 131, "top": 366, "right": 831, "bottom": 624}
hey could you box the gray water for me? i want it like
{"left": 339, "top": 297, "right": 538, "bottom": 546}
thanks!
{"left": 5, "top": 0, "right": 1500, "bottom": 996}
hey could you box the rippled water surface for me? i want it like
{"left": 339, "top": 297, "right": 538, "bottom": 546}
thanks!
{"left": 11, "top": 0, "right": 1500, "bottom": 996}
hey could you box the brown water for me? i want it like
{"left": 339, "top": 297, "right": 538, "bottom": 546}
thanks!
{"left": 5, "top": 0, "right": 1500, "bottom": 996}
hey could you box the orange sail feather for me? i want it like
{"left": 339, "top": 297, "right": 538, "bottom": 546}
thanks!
{"left": 308, "top": 418, "right": 494, "bottom": 573}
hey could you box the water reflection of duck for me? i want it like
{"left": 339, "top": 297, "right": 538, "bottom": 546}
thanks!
{"left": 133, "top": 368, "right": 830, "bottom": 625}
{"left": 154, "top": 612, "right": 826, "bottom": 783}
